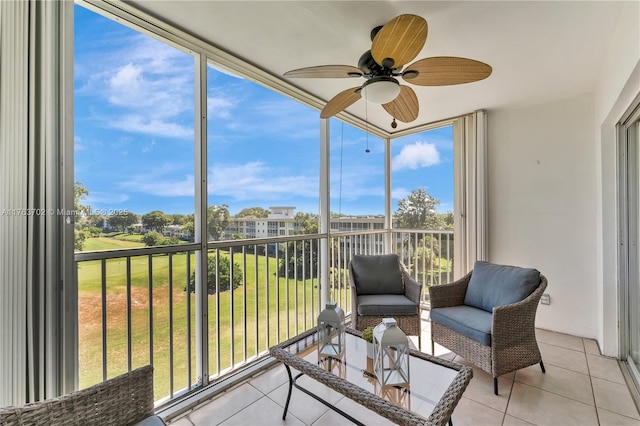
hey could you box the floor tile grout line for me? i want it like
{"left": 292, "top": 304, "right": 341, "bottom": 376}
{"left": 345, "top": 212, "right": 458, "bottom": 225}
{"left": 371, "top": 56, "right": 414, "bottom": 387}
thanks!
{"left": 597, "top": 406, "right": 640, "bottom": 422}
{"left": 584, "top": 346, "right": 602, "bottom": 426}
{"left": 514, "top": 381, "right": 598, "bottom": 412}
{"left": 512, "top": 375, "right": 597, "bottom": 408}
{"left": 500, "top": 373, "right": 517, "bottom": 425}
{"left": 537, "top": 340, "right": 591, "bottom": 354}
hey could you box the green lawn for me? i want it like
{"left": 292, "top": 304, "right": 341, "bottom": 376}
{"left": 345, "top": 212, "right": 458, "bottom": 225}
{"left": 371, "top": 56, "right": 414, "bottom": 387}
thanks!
{"left": 77, "top": 237, "right": 327, "bottom": 400}
{"left": 77, "top": 236, "right": 444, "bottom": 401}
{"left": 82, "top": 236, "right": 144, "bottom": 251}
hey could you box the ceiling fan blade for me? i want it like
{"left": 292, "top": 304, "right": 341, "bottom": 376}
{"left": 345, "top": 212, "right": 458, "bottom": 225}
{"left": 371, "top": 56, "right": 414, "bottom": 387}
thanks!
{"left": 382, "top": 85, "right": 419, "bottom": 123}
{"left": 320, "top": 87, "right": 362, "bottom": 118}
{"left": 371, "top": 14, "right": 428, "bottom": 69}
{"left": 284, "top": 65, "right": 363, "bottom": 78}
{"left": 403, "top": 57, "right": 492, "bottom": 86}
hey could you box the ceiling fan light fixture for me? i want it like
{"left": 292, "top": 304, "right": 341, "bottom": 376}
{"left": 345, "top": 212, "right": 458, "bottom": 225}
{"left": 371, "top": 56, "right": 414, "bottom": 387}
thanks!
{"left": 361, "top": 77, "right": 400, "bottom": 104}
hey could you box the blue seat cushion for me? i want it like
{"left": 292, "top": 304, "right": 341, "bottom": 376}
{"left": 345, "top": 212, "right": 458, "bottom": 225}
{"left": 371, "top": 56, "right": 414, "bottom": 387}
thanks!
{"left": 357, "top": 294, "right": 418, "bottom": 316}
{"left": 464, "top": 261, "right": 540, "bottom": 313}
{"left": 430, "top": 305, "right": 493, "bottom": 346}
{"left": 133, "top": 415, "right": 167, "bottom": 426}
{"left": 351, "top": 254, "right": 405, "bottom": 295}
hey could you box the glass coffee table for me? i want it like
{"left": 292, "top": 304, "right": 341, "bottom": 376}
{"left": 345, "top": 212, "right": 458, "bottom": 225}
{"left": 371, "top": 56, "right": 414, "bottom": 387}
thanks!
{"left": 269, "top": 327, "right": 472, "bottom": 426}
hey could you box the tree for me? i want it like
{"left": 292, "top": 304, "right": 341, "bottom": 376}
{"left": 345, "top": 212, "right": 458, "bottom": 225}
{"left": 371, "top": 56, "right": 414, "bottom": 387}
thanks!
{"left": 75, "top": 229, "right": 88, "bottom": 251}
{"left": 74, "top": 181, "right": 90, "bottom": 215}
{"left": 88, "top": 214, "right": 107, "bottom": 229}
{"left": 235, "top": 207, "right": 270, "bottom": 218}
{"left": 142, "top": 231, "right": 164, "bottom": 246}
{"left": 74, "top": 182, "right": 90, "bottom": 251}
{"left": 170, "top": 213, "right": 187, "bottom": 225}
{"left": 187, "top": 255, "right": 242, "bottom": 294}
{"left": 279, "top": 212, "right": 319, "bottom": 278}
{"left": 141, "top": 210, "right": 172, "bottom": 232}
{"left": 293, "top": 212, "right": 318, "bottom": 234}
{"left": 182, "top": 221, "right": 194, "bottom": 240}
{"left": 440, "top": 211, "right": 454, "bottom": 230}
{"left": 108, "top": 211, "right": 139, "bottom": 232}
{"left": 394, "top": 188, "right": 443, "bottom": 230}
{"left": 207, "top": 204, "right": 230, "bottom": 241}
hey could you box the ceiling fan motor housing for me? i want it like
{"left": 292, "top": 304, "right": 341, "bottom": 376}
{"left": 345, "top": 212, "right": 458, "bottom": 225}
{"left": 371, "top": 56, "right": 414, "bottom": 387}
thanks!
{"left": 357, "top": 50, "right": 401, "bottom": 77}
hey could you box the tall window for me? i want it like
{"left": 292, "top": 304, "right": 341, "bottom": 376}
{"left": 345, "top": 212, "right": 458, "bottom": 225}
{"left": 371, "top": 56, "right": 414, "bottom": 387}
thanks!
{"left": 74, "top": 5, "right": 196, "bottom": 395}
{"left": 206, "top": 62, "right": 320, "bottom": 240}
{"left": 392, "top": 125, "right": 454, "bottom": 230}
{"left": 74, "top": 6, "right": 195, "bottom": 252}
{"left": 391, "top": 125, "right": 455, "bottom": 288}
{"left": 330, "top": 120, "right": 385, "bottom": 230}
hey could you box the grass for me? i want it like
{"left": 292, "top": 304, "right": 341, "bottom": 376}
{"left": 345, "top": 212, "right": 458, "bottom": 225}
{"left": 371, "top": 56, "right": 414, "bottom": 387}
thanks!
{"left": 78, "top": 237, "right": 331, "bottom": 400}
{"left": 82, "top": 236, "right": 144, "bottom": 252}
{"left": 77, "top": 236, "right": 447, "bottom": 401}
{"left": 113, "top": 233, "right": 145, "bottom": 242}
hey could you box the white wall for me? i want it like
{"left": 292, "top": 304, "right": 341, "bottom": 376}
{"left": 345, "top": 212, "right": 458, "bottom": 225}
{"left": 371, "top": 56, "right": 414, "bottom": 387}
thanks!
{"left": 487, "top": 93, "right": 598, "bottom": 338}
{"left": 594, "top": 1, "right": 640, "bottom": 356}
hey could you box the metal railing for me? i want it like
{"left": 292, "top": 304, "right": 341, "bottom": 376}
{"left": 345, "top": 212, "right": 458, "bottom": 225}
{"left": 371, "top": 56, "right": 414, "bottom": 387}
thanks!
{"left": 74, "top": 230, "right": 453, "bottom": 403}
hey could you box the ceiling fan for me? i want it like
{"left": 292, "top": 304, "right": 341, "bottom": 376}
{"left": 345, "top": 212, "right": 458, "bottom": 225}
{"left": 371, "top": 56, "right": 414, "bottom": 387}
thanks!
{"left": 283, "top": 14, "right": 492, "bottom": 127}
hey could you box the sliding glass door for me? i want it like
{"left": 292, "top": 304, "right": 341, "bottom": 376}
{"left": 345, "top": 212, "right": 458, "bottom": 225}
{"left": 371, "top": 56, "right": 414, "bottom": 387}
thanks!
{"left": 619, "top": 99, "right": 640, "bottom": 389}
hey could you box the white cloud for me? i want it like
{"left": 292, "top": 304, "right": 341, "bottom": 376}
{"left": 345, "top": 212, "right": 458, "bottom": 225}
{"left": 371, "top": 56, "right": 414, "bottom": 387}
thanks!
{"left": 392, "top": 142, "right": 440, "bottom": 171}
{"left": 118, "top": 174, "right": 194, "bottom": 197}
{"left": 330, "top": 166, "right": 384, "bottom": 200}
{"left": 113, "top": 161, "right": 318, "bottom": 201}
{"left": 209, "top": 162, "right": 318, "bottom": 200}
{"left": 110, "top": 115, "right": 193, "bottom": 139}
{"left": 208, "top": 95, "right": 236, "bottom": 119}
{"left": 86, "top": 192, "right": 130, "bottom": 206}
{"left": 391, "top": 187, "right": 410, "bottom": 200}
{"left": 77, "top": 32, "right": 194, "bottom": 139}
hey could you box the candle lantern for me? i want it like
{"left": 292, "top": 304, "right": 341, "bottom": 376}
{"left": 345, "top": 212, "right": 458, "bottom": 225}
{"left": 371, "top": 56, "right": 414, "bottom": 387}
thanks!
{"left": 373, "top": 318, "right": 410, "bottom": 386}
{"left": 317, "top": 301, "right": 346, "bottom": 356}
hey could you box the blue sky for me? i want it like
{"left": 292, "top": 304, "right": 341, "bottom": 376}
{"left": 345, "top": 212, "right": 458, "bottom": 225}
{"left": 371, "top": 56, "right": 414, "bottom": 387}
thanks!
{"left": 74, "top": 5, "right": 453, "bottom": 217}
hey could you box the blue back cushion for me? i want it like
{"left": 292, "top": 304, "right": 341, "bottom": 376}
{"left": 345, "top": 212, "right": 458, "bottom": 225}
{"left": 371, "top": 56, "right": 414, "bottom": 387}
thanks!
{"left": 464, "top": 261, "right": 540, "bottom": 312}
{"left": 351, "top": 254, "right": 405, "bottom": 295}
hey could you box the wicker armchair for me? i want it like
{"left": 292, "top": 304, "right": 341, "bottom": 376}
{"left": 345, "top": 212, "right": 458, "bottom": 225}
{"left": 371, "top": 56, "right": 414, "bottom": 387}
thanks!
{"left": 429, "top": 261, "right": 547, "bottom": 395}
{"left": 349, "top": 254, "right": 423, "bottom": 348}
{"left": 0, "top": 365, "right": 164, "bottom": 426}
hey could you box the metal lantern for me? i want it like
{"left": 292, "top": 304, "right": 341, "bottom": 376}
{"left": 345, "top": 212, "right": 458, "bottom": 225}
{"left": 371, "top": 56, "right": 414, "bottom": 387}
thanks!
{"left": 373, "top": 318, "right": 410, "bottom": 386}
{"left": 317, "top": 301, "right": 346, "bottom": 356}
{"left": 319, "top": 349, "right": 347, "bottom": 378}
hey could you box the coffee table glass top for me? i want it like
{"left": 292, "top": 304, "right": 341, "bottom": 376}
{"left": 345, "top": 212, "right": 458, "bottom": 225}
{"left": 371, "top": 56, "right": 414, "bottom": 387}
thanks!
{"left": 278, "top": 328, "right": 462, "bottom": 418}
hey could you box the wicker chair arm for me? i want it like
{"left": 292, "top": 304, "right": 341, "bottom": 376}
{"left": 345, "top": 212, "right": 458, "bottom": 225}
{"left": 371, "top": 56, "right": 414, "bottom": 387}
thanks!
{"left": 428, "top": 272, "right": 472, "bottom": 309}
{"left": 0, "top": 365, "right": 158, "bottom": 426}
{"left": 492, "top": 275, "right": 548, "bottom": 348}
{"left": 349, "top": 262, "right": 358, "bottom": 317}
{"left": 401, "top": 268, "right": 423, "bottom": 304}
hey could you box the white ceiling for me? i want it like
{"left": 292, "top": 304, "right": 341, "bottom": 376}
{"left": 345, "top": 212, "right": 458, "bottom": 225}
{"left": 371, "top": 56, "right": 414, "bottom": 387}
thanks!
{"left": 125, "top": 1, "right": 625, "bottom": 134}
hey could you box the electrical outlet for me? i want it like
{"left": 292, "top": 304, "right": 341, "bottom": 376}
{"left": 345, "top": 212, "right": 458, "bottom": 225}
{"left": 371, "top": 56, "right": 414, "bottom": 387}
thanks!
{"left": 540, "top": 293, "right": 550, "bottom": 305}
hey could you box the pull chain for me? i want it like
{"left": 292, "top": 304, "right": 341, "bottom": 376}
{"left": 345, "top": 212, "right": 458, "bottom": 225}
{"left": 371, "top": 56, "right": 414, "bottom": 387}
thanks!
{"left": 365, "top": 96, "right": 370, "bottom": 153}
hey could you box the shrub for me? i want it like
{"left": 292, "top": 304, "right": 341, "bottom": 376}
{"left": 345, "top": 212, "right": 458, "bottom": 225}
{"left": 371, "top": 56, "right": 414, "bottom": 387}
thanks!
{"left": 142, "top": 231, "right": 164, "bottom": 246}
{"left": 361, "top": 326, "right": 374, "bottom": 343}
{"left": 186, "top": 255, "right": 242, "bottom": 294}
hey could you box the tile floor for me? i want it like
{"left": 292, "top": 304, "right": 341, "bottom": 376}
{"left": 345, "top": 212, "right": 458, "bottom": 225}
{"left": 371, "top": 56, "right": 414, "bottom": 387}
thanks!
{"left": 168, "top": 320, "right": 640, "bottom": 426}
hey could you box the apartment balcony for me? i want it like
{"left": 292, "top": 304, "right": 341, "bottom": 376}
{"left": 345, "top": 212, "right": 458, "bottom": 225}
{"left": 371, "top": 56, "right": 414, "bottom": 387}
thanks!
{"left": 73, "top": 230, "right": 640, "bottom": 425}
{"left": 74, "top": 230, "right": 453, "bottom": 402}
{"left": 167, "top": 324, "right": 640, "bottom": 426}
{"left": 2, "top": 1, "right": 640, "bottom": 424}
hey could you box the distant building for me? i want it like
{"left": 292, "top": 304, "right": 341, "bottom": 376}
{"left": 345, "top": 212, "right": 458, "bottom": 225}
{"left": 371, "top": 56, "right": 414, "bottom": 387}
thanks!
{"left": 224, "top": 206, "right": 385, "bottom": 240}
{"left": 226, "top": 206, "right": 297, "bottom": 239}
{"left": 163, "top": 224, "right": 191, "bottom": 240}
